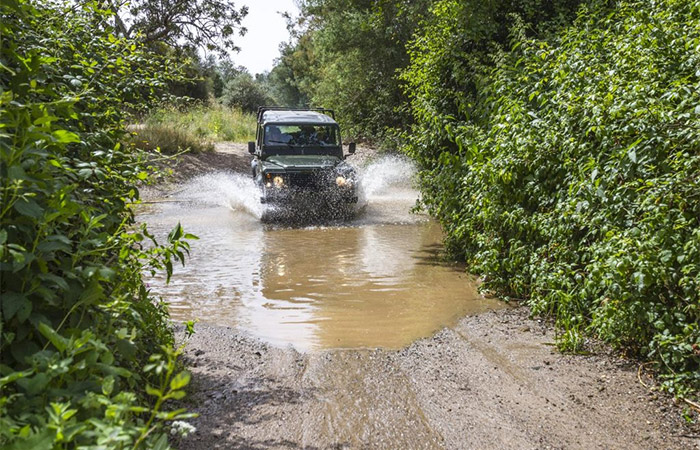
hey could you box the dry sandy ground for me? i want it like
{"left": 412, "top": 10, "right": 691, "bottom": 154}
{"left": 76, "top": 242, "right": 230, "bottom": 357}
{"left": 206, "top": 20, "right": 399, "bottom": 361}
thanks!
{"left": 160, "top": 144, "right": 698, "bottom": 449}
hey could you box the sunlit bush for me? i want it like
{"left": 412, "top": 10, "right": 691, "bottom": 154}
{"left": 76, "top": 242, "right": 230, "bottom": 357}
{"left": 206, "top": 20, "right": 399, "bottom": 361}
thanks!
{"left": 405, "top": 0, "right": 700, "bottom": 395}
{"left": 1, "top": 0, "right": 196, "bottom": 446}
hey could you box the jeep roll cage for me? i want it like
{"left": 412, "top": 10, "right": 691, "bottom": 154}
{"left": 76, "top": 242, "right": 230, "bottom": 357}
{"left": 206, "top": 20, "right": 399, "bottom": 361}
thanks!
{"left": 256, "top": 106, "right": 336, "bottom": 122}
{"left": 249, "top": 107, "right": 355, "bottom": 158}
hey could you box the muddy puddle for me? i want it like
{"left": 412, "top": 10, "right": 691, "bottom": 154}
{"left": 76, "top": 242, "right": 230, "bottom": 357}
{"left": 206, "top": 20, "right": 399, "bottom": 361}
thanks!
{"left": 139, "top": 156, "right": 504, "bottom": 351}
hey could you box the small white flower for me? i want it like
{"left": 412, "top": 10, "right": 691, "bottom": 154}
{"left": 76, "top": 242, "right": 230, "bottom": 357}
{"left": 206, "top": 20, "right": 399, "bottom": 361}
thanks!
{"left": 171, "top": 420, "right": 196, "bottom": 437}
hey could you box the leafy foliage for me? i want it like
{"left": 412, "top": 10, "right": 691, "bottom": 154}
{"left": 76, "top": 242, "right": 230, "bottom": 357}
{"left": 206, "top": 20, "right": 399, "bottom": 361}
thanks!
{"left": 1, "top": 0, "right": 197, "bottom": 446}
{"left": 274, "top": 0, "right": 432, "bottom": 142}
{"left": 401, "top": 0, "right": 581, "bottom": 160}
{"left": 404, "top": 0, "right": 700, "bottom": 395}
{"left": 221, "top": 72, "right": 275, "bottom": 113}
{"left": 111, "top": 0, "right": 248, "bottom": 56}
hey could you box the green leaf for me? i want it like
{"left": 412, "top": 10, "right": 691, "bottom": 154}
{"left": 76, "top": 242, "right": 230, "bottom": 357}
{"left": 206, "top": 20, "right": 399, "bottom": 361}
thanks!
{"left": 14, "top": 198, "right": 44, "bottom": 218}
{"left": 146, "top": 384, "right": 163, "bottom": 397}
{"left": 0, "top": 369, "right": 33, "bottom": 388}
{"left": 102, "top": 375, "right": 115, "bottom": 396}
{"left": 168, "top": 222, "right": 183, "bottom": 242}
{"left": 152, "top": 433, "right": 169, "bottom": 450}
{"left": 16, "top": 372, "right": 50, "bottom": 396}
{"left": 158, "top": 408, "right": 189, "bottom": 420}
{"left": 38, "top": 322, "right": 68, "bottom": 352}
{"left": 37, "top": 239, "right": 71, "bottom": 254}
{"left": 170, "top": 370, "right": 191, "bottom": 390}
{"left": 166, "top": 389, "right": 186, "bottom": 400}
{"left": 7, "top": 165, "right": 28, "bottom": 181}
{"left": 79, "top": 279, "right": 103, "bottom": 305}
{"left": 2, "top": 292, "right": 30, "bottom": 321}
{"left": 94, "top": 363, "right": 132, "bottom": 378}
{"left": 52, "top": 129, "right": 80, "bottom": 143}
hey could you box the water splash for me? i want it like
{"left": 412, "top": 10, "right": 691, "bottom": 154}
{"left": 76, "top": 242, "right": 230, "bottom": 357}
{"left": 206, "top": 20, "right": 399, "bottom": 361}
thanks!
{"left": 179, "top": 171, "right": 265, "bottom": 219}
{"left": 167, "top": 154, "right": 422, "bottom": 225}
{"left": 356, "top": 154, "right": 417, "bottom": 200}
{"left": 352, "top": 154, "right": 423, "bottom": 225}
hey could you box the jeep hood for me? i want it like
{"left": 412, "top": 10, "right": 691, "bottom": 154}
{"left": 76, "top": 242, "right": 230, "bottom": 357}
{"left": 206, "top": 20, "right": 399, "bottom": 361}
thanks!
{"left": 263, "top": 154, "right": 341, "bottom": 170}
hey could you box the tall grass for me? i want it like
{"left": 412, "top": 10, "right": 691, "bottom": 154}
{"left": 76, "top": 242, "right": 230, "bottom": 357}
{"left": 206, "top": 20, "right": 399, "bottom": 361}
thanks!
{"left": 131, "top": 123, "right": 215, "bottom": 154}
{"left": 146, "top": 104, "right": 256, "bottom": 143}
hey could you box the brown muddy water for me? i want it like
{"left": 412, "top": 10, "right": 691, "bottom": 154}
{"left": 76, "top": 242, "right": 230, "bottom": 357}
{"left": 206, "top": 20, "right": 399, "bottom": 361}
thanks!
{"left": 139, "top": 156, "right": 503, "bottom": 351}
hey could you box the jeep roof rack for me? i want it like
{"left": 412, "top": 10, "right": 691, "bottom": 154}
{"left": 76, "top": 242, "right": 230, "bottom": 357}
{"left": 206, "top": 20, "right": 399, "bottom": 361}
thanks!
{"left": 256, "top": 106, "right": 336, "bottom": 122}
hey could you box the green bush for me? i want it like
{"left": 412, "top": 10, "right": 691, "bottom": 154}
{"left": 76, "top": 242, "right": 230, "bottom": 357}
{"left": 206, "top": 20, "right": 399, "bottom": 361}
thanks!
{"left": 220, "top": 72, "right": 275, "bottom": 114}
{"left": 144, "top": 104, "right": 256, "bottom": 143}
{"left": 405, "top": 0, "right": 699, "bottom": 395}
{"left": 1, "top": 0, "right": 196, "bottom": 447}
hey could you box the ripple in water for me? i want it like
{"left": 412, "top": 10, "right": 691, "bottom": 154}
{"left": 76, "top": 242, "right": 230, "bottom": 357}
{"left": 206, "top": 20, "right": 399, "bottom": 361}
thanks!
{"left": 138, "top": 154, "right": 503, "bottom": 351}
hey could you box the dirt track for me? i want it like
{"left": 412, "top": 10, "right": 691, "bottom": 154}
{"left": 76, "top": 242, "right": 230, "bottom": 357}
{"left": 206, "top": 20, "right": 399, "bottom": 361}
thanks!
{"left": 164, "top": 144, "right": 698, "bottom": 449}
{"left": 175, "top": 308, "right": 698, "bottom": 449}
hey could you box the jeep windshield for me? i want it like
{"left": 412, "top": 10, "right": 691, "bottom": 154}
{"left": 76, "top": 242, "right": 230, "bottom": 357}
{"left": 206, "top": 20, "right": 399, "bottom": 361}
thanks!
{"left": 264, "top": 124, "right": 340, "bottom": 147}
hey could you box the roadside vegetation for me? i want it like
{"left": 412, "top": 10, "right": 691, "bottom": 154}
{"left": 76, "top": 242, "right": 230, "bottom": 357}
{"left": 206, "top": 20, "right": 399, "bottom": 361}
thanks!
{"left": 272, "top": 0, "right": 700, "bottom": 403}
{"left": 138, "top": 105, "right": 256, "bottom": 152}
{"left": 3, "top": 0, "right": 697, "bottom": 446}
{"left": 0, "top": 0, "right": 244, "bottom": 446}
{"left": 405, "top": 0, "right": 700, "bottom": 398}
{"left": 132, "top": 104, "right": 257, "bottom": 154}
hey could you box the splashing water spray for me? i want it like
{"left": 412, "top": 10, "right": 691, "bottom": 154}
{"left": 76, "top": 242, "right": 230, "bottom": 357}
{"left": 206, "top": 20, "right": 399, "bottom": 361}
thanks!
{"left": 174, "top": 154, "right": 422, "bottom": 226}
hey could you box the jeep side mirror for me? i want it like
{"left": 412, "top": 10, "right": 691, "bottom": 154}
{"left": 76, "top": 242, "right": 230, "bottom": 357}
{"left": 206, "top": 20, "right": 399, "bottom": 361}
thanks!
{"left": 248, "top": 141, "right": 255, "bottom": 154}
{"left": 348, "top": 142, "right": 356, "bottom": 154}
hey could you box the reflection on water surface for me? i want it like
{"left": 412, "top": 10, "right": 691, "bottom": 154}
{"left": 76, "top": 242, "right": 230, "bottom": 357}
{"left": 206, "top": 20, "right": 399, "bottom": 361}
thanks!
{"left": 139, "top": 157, "right": 503, "bottom": 350}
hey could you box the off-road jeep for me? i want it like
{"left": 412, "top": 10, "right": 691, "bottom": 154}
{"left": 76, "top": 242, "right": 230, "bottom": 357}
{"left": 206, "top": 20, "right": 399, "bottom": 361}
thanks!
{"left": 248, "top": 107, "right": 357, "bottom": 206}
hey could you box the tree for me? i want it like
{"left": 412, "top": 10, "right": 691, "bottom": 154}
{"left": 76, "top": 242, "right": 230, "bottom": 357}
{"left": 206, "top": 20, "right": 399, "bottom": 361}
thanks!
{"left": 221, "top": 72, "right": 275, "bottom": 113}
{"left": 267, "top": 43, "right": 310, "bottom": 107}
{"left": 107, "top": 0, "right": 248, "bottom": 56}
{"left": 275, "top": 0, "right": 432, "bottom": 142}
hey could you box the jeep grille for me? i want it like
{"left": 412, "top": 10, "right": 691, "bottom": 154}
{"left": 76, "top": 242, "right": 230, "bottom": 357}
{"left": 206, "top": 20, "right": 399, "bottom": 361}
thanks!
{"left": 288, "top": 171, "right": 325, "bottom": 188}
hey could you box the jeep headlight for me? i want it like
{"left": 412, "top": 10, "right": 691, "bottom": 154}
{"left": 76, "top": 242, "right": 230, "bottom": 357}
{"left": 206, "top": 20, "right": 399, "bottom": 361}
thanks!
{"left": 273, "top": 175, "right": 285, "bottom": 188}
{"left": 336, "top": 175, "right": 349, "bottom": 187}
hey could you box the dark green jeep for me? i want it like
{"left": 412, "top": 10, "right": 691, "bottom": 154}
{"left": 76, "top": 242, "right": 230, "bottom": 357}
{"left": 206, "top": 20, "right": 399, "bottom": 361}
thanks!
{"left": 248, "top": 107, "right": 357, "bottom": 206}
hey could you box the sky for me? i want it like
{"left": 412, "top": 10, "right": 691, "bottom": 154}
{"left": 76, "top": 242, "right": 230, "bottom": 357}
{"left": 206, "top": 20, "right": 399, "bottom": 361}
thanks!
{"left": 235, "top": 0, "right": 300, "bottom": 75}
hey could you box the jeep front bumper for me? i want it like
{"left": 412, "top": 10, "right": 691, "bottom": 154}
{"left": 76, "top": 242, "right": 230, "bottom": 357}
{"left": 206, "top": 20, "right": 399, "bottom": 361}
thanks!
{"left": 260, "top": 187, "right": 358, "bottom": 205}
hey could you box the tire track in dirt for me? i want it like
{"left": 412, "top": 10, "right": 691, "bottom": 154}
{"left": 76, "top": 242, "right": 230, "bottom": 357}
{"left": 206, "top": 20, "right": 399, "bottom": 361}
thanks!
{"left": 176, "top": 309, "right": 698, "bottom": 449}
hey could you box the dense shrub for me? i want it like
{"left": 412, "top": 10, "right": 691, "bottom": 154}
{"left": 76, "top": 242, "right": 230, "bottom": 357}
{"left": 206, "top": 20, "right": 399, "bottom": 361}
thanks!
{"left": 401, "top": 0, "right": 582, "bottom": 159}
{"left": 405, "top": 0, "right": 699, "bottom": 395}
{"left": 1, "top": 1, "right": 196, "bottom": 446}
{"left": 221, "top": 73, "right": 275, "bottom": 114}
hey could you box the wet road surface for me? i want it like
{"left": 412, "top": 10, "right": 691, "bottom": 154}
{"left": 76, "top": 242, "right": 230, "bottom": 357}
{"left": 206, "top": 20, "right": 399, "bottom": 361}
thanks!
{"left": 140, "top": 149, "right": 698, "bottom": 449}
{"left": 141, "top": 156, "right": 503, "bottom": 350}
